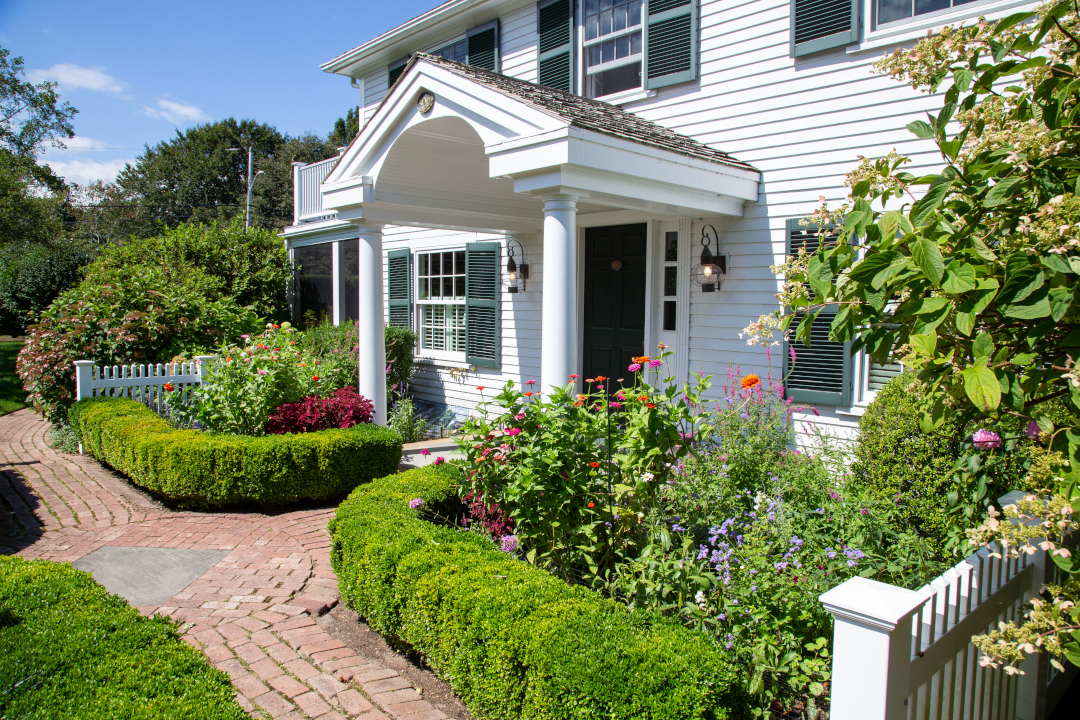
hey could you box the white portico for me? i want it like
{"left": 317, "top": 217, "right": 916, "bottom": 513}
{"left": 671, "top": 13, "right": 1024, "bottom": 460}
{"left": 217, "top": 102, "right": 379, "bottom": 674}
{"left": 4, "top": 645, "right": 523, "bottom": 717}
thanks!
{"left": 314, "top": 53, "right": 759, "bottom": 424}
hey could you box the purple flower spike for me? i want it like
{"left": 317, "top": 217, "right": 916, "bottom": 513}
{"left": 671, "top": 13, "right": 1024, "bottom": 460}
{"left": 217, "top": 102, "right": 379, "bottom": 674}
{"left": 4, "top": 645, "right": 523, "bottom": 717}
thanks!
{"left": 501, "top": 535, "right": 519, "bottom": 553}
{"left": 973, "top": 429, "right": 1002, "bottom": 450}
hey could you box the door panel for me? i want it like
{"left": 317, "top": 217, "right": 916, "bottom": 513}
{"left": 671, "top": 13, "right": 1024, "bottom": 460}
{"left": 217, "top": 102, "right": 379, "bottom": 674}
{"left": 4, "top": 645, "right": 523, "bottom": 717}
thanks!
{"left": 583, "top": 224, "right": 647, "bottom": 392}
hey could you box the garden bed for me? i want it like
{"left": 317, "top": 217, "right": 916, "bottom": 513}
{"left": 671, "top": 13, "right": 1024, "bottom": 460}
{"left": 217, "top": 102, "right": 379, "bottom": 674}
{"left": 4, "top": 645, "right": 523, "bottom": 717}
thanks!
{"left": 328, "top": 464, "right": 749, "bottom": 720}
{"left": 0, "top": 555, "right": 247, "bottom": 719}
{"left": 71, "top": 397, "right": 402, "bottom": 507}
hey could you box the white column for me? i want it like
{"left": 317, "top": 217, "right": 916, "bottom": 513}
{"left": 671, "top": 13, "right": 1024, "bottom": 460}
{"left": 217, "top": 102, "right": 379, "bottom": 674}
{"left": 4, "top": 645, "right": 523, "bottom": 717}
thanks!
{"left": 331, "top": 240, "right": 344, "bottom": 326}
{"left": 355, "top": 224, "right": 388, "bottom": 425}
{"left": 819, "top": 576, "right": 925, "bottom": 720}
{"left": 540, "top": 194, "right": 579, "bottom": 394}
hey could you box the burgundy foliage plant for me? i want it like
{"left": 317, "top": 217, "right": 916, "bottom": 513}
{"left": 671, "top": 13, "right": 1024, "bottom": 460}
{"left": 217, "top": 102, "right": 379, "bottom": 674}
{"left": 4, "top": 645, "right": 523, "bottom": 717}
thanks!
{"left": 265, "top": 387, "right": 374, "bottom": 434}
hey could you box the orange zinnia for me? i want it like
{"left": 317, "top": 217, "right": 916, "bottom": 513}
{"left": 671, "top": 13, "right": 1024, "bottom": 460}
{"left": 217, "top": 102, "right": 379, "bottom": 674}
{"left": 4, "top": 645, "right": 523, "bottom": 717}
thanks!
{"left": 632, "top": 355, "right": 651, "bottom": 364}
{"left": 524, "top": 391, "right": 534, "bottom": 397}
{"left": 741, "top": 374, "right": 761, "bottom": 390}
{"left": 594, "top": 375, "right": 607, "bottom": 382}
{"left": 646, "top": 403, "right": 656, "bottom": 409}
{"left": 590, "top": 461, "right": 600, "bottom": 467}
{"left": 587, "top": 502, "right": 595, "bottom": 508}
{"left": 637, "top": 395, "right": 647, "bottom": 402}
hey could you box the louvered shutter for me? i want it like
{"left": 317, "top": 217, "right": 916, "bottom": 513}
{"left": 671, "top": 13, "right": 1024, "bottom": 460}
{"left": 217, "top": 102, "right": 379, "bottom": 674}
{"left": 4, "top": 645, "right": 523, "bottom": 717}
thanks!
{"left": 387, "top": 56, "right": 409, "bottom": 88}
{"left": 644, "top": 0, "right": 698, "bottom": 90}
{"left": 783, "top": 218, "right": 852, "bottom": 406}
{"left": 466, "top": 242, "right": 500, "bottom": 368}
{"left": 537, "top": 0, "right": 575, "bottom": 92}
{"left": 467, "top": 20, "right": 501, "bottom": 72}
{"left": 387, "top": 248, "right": 412, "bottom": 328}
{"left": 868, "top": 361, "right": 903, "bottom": 392}
{"left": 790, "top": 0, "right": 858, "bottom": 57}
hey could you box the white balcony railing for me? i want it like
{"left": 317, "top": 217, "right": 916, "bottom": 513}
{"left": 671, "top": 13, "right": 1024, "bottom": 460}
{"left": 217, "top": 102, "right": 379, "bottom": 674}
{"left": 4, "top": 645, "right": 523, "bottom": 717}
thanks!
{"left": 292, "top": 155, "right": 340, "bottom": 224}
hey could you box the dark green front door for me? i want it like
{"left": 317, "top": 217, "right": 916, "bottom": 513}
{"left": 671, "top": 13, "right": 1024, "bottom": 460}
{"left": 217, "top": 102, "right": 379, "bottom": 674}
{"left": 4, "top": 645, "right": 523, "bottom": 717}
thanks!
{"left": 583, "top": 224, "right": 647, "bottom": 390}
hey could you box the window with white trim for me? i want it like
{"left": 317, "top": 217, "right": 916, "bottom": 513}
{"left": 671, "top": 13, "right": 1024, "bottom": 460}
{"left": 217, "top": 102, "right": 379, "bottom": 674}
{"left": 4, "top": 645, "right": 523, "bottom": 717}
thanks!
{"left": 583, "top": 0, "right": 643, "bottom": 98}
{"left": 434, "top": 38, "right": 468, "bottom": 63}
{"left": 417, "top": 250, "right": 467, "bottom": 357}
{"left": 877, "top": 0, "right": 980, "bottom": 28}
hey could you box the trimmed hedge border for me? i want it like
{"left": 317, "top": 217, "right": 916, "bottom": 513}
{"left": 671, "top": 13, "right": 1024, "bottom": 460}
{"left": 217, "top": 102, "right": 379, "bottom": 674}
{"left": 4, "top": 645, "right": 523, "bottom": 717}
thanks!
{"left": 71, "top": 397, "right": 402, "bottom": 507}
{"left": 0, "top": 556, "right": 247, "bottom": 719}
{"left": 328, "top": 465, "right": 750, "bottom": 720}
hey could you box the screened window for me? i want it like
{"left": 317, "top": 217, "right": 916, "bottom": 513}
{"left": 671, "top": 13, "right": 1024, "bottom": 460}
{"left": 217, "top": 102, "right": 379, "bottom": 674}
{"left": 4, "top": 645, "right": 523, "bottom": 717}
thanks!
{"left": 417, "top": 250, "right": 467, "bottom": 356}
{"left": 662, "top": 231, "right": 678, "bottom": 332}
{"left": 584, "top": 0, "right": 643, "bottom": 98}
{"left": 877, "top": 0, "right": 979, "bottom": 27}
{"left": 294, "top": 244, "right": 333, "bottom": 329}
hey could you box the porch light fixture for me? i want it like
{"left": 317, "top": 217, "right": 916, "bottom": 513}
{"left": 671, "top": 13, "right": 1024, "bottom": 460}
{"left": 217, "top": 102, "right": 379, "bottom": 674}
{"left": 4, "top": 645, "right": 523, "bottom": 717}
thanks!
{"left": 690, "top": 224, "right": 727, "bottom": 293}
{"left": 504, "top": 238, "right": 529, "bottom": 293}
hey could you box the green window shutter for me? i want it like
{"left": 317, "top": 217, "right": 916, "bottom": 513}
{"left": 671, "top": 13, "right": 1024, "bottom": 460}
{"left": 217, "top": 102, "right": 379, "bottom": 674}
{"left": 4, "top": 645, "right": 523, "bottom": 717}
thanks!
{"left": 782, "top": 218, "right": 851, "bottom": 406}
{"left": 537, "top": 0, "right": 575, "bottom": 92}
{"left": 790, "top": 0, "right": 858, "bottom": 57}
{"left": 644, "top": 0, "right": 698, "bottom": 90}
{"left": 387, "top": 56, "right": 409, "bottom": 88}
{"left": 387, "top": 248, "right": 412, "bottom": 329}
{"left": 467, "top": 20, "right": 501, "bottom": 72}
{"left": 868, "top": 361, "right": 903, "bottom": 392}
{"left": 466, "top": 242, "right": 500, "bottom": 368}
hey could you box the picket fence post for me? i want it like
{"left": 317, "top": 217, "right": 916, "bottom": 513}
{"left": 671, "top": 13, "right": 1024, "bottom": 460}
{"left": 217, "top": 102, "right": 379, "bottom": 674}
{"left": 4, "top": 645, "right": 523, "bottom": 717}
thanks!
{"left": 73, "top": 360, "right": 94, "bottom": 402}
{"left": 819, "top": 576, "right": 925, "bottom": 720}
{"left": 194, "top": 355, "right": 217, "bottom": 374}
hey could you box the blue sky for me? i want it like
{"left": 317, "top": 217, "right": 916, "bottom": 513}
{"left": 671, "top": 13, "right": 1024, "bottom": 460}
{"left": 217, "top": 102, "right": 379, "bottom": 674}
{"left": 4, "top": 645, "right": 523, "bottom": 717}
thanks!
{"left": 0, "top": 0, "right": 435, "bottom": 186}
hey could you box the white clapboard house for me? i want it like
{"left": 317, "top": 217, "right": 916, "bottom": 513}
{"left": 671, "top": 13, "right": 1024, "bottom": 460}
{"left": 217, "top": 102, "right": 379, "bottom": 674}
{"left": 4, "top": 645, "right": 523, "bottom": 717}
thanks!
{"left": 283, "top": 0, "right": 1031, "bottom": 431}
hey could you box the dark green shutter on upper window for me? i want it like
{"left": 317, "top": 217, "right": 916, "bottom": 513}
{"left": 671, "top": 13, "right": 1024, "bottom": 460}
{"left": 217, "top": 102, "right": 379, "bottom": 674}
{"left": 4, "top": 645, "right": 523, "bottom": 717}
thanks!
{"left": 537, "top": 0, "right": 575, "bottom": 92}
{"left": 466, "top": 242, "right": 500, "bottom": 368}
{"left": 790, "top": 0, "right": 858, "bottom": 57}
{"left": 644, "top": 0, "right": 698, "bottom": 90}
{"left": 387, "top": 248, "right": 412, "bottom": 329}
{"left": 387, "top": 56, "right": 409, "bottom": 88}
{"left": 783, "top": 218, "right": 852, "bottom": 406}
{"left": 467, "top": 20, "right": 501, "bottom": 72}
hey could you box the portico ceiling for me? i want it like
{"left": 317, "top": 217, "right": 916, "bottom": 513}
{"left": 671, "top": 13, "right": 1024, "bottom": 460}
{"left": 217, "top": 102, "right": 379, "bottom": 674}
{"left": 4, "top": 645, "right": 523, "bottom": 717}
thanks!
{"left": 320, "top": 53, "right": 760, "bottom": 233}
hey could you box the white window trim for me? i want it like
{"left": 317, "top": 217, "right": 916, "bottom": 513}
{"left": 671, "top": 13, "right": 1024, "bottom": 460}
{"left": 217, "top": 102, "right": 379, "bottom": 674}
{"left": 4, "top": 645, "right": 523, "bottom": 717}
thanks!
{"left": 848, "top": 0, "right": 1035, "bottom": 53}
{"left": 579, "top": 0, "right": 645, "bottom": 97}
{"left": 415, "top": 247, "right": 468, "bottom": 363}
{"left": 425, "top": 35, "right": 467, "bottom": 56}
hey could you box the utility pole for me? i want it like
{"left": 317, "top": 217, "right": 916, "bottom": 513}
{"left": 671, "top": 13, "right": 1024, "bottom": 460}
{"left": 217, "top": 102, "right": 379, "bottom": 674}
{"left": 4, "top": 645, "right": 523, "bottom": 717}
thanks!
{"left": 228, "top": 146, "right": 264, "bottom": 230}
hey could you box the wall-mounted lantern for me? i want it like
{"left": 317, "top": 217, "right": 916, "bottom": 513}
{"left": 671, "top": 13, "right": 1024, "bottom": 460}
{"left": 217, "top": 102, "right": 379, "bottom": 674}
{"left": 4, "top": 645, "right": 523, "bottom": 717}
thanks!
{"left": 505, "top": 238, "right": 530, "bottom": 293}
{"left": 690, "top": 224, "right": 727, "bottom": 293}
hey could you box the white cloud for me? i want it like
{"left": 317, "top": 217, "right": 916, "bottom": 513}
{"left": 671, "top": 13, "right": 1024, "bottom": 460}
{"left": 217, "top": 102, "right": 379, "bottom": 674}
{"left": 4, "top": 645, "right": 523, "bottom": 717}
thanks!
{"left": 27, "top": 63, "right": 124, "bottom": 93}
{"left": 44, "top": 157, "right": 133, "bottom": 185}
{"left": 56, "top": 136, "right": 110, "bottom": 152}
{"left": 142, "top": 98, "right": 208, "bottom": 124}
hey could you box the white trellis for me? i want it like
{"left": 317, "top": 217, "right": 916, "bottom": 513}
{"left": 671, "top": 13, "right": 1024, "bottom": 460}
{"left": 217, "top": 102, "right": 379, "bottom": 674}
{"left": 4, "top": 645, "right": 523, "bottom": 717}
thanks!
{"left": 821, "top": 491, "right": 1077, "bottom": 720}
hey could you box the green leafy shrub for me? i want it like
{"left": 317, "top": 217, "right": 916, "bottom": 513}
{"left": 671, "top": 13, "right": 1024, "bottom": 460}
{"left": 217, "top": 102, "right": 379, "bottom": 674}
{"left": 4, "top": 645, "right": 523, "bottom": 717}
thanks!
{"left": 328, "top": 464, "right": 749, "bottom": 720}
{"left": 71, "top": 396, "right": 401, "bottom": 507}
{"left": 0, "top": 555, "right": 246, "bottom": 719}
{"left": 388, "top": 396, "right": 423, "bottom": 442}
{"left": 17, "top": 262, "right": 259, "bottom": 422}
{"left": 90, "top": 220, "right": 291, "bottom": 321}
{"left": 384, "top": 325, "right": 417, "bottom": 399}
{"left": 297, "top": 321, "right": 416, "bottom": 400}
{"left": 0, "top": 242, "right": 94, "bottom": 336}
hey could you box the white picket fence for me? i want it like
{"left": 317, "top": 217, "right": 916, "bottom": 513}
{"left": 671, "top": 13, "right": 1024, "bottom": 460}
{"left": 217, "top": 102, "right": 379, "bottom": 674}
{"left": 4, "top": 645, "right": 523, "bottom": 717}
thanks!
{"left": 73, "top": 356, "right": 217, "bottom": 413}
{"left": 821, "top": 491, "right": 1077, "bottom": 720}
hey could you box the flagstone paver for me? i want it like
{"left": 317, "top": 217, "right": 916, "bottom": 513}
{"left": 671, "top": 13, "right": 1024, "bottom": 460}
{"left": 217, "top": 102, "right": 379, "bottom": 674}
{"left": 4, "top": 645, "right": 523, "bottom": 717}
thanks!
{"left": 0, "top": 409, "right": 451, "bottom": 720}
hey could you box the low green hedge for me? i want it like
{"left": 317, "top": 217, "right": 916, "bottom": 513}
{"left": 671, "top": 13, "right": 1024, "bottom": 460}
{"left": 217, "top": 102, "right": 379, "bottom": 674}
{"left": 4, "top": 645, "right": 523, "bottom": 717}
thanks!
{"left": 0, "top": 556, "right": 247, "bottom": 719}
{"left": 329, "top": 465, "right": 750, "bottom": 720}
{"left": 71, "top": 397, "right": 402, "bottom": 507}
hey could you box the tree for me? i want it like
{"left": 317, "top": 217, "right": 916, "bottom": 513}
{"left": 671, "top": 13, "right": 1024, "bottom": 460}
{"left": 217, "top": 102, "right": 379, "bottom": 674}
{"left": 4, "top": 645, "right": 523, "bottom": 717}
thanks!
{"left": 114, "top": 119, "right": 339, "bottom": 232}
{"left": 744, "top": 0, "right": 1080, "bottom": 672}
{"left": 328, "top": 107, "right": 359, "bottom": 149}
{"left": 0, "top": 46, "right": 76, "bottom": 245}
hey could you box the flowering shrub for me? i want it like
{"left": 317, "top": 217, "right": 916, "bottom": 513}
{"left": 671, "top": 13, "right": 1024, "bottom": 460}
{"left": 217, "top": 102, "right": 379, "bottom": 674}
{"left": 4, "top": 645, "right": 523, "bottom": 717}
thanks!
{"left": 265, "top": 387, "right": 373, "bottom": 434}
{"left": 458, "top": 348, "right": 714, "bottom": 584}
{"left": 18, "top": 263, "right": 259, "bottom": 423}
{"left": 173, "top": 325, "right": 354, "bottom": 436}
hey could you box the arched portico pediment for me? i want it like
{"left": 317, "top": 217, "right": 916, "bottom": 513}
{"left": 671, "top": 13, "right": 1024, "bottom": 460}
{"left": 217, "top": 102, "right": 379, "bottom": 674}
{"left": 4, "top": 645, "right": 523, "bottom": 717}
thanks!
{"left": 320, "top": 53, "right": 762, "bottom": 231}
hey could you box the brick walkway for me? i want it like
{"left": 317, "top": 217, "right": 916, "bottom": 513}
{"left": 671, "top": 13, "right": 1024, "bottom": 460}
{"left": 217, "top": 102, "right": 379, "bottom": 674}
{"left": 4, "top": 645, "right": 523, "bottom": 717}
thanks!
{"left": 0, "top": 409, "right": 452, "bottom": 720}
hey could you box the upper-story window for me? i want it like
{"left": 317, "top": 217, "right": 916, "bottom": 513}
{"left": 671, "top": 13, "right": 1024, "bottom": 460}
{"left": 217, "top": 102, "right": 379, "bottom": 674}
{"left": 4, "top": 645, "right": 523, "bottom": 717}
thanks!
{"left": 876, "top": 0, "right": 979, "bottom": 27}
{"left": 584, "top": 0, "right": 644, "bottom": 98}
{"left": 435, "top": 39, "right": 469, "bottom": 63}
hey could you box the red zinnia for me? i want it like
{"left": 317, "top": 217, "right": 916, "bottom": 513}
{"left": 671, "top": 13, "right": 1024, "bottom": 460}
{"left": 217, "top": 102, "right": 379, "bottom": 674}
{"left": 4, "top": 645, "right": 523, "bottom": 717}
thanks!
{"left": 590, "top": 461, "right": 600, "bottom": 468}
{"left": 312, "top": 376, "right": 319, "bottom": 381}
{"left": 587, "top": 502, "right": 595, "bottom": 508}
{"left": 163, "top": 383, "right": 175, "bottom": 392}
{"left": 646, "top": 403, "right": 656, "bottom": 409}
{"left": 524, "top": 391, "right": 534, "bottom": 397}
{"left": 477, "top": 386, "right": 486, "bottom": 391}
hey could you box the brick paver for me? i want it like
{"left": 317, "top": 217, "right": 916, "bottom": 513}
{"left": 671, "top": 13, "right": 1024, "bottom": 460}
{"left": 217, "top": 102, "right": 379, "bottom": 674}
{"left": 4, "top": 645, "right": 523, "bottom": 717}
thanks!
{"left": 0, "top": 410, "right": 455, "bottom": 720}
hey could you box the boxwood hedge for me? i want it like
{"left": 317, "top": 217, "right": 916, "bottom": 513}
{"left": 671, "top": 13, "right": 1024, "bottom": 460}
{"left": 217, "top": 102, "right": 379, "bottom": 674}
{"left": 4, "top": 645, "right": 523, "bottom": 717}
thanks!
{"left": 328, "top": 465, "right": 750, "bottom": 720}
{"left": 71, "top": 397, "right": 402, "bottom": 507}
{"left": 0, "top": 556, "right": 247, "bottom": 720}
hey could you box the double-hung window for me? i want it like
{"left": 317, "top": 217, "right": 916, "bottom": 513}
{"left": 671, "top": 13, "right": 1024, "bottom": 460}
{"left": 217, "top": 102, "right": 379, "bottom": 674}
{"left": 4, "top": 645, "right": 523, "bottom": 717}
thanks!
{"left": 876, "top": 0, "right": 979, "bottom": 27}
{"left": 435, "top": 39, "right": 469, "bottom": 63}
{"left": 584, "top": 0, "right": 644, "bottom": 98}
{"left": 417, "top": 250, "right": 467, "bottom": 358}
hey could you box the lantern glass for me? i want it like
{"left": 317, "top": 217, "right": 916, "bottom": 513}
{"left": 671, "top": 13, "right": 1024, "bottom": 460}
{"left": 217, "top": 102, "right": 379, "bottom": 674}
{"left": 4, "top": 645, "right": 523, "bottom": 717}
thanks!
{"left": 691, "top": 254, "right": 726, "bottom": 292}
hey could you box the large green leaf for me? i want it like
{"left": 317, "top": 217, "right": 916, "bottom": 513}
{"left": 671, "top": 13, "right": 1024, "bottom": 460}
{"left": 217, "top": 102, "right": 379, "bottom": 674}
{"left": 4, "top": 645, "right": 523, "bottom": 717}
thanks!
{"left": 962, "top": 365, "right": 1002, "bottom": 411}
{"left": 906, "top": 120, "right": 935, "bottom": 139}
{"left": 911, "top": 237, "right": 945, "bottom": 285}
{"left": 911, "top": 182, "right": 953, "bottom": 226}
{"left": 984, "top": 177, "right": 1022, "bottom": 207}
{"left": 1050, "top": 286, "right": 1074, "bottom": 321}
{"left": 942, "top": 262, "right": 977, "bottom": 294}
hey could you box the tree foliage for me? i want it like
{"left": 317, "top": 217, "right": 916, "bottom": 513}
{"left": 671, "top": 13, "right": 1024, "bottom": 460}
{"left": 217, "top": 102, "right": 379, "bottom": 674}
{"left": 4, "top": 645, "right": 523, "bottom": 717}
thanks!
{"left": 328, "top": 107, "right": 359, "bottom": 149}
{"left": 745, "top": 0, "right": 1080, "bottom": 671}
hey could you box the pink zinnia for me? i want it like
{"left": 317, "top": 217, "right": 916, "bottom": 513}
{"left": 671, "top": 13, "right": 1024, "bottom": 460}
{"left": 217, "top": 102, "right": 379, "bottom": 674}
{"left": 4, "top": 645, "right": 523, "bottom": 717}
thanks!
{"left": 506, "top": 427, "right": 522, "bottom": 436}
{"left": 648, "top": 359, "right": 662, "bottom": 368}
{"left": 433, "top": 456, "right": 445, "bottom": 466}
{"left": 420, "top": 448, "right": 431, "bottom": 456}
{"left": 526, "top": 379, "right": 536, "bottom": 385}
{"left": 628, "top": 363, "right": 642, "bottom": 372}
{"left": 973, "top": 429, "right": 1002, "bottom": 450}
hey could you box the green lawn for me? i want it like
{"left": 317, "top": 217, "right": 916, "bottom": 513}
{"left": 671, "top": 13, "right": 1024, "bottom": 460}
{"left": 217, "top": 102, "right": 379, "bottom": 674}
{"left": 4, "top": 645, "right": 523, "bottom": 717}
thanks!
{"left": 0, "top": 341, "right": 26, "bottom": 416}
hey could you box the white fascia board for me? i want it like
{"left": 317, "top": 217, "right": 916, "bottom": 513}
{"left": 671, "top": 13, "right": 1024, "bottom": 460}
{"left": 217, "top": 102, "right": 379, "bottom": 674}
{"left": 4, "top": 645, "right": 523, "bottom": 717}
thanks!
{"left": 281, "top": 220, "right": 358, "bottom": 246}
{"left": 357, "top": 201, "right": 541, "bottom": 234}
{"left": 325, "top": 62, "right": 563, "bottom": 190}
{"left": 490, "top": 128, "right": 759, "bottom": 202}
{"left": 321, "top": 0, "right": 533, "bottom": 77}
